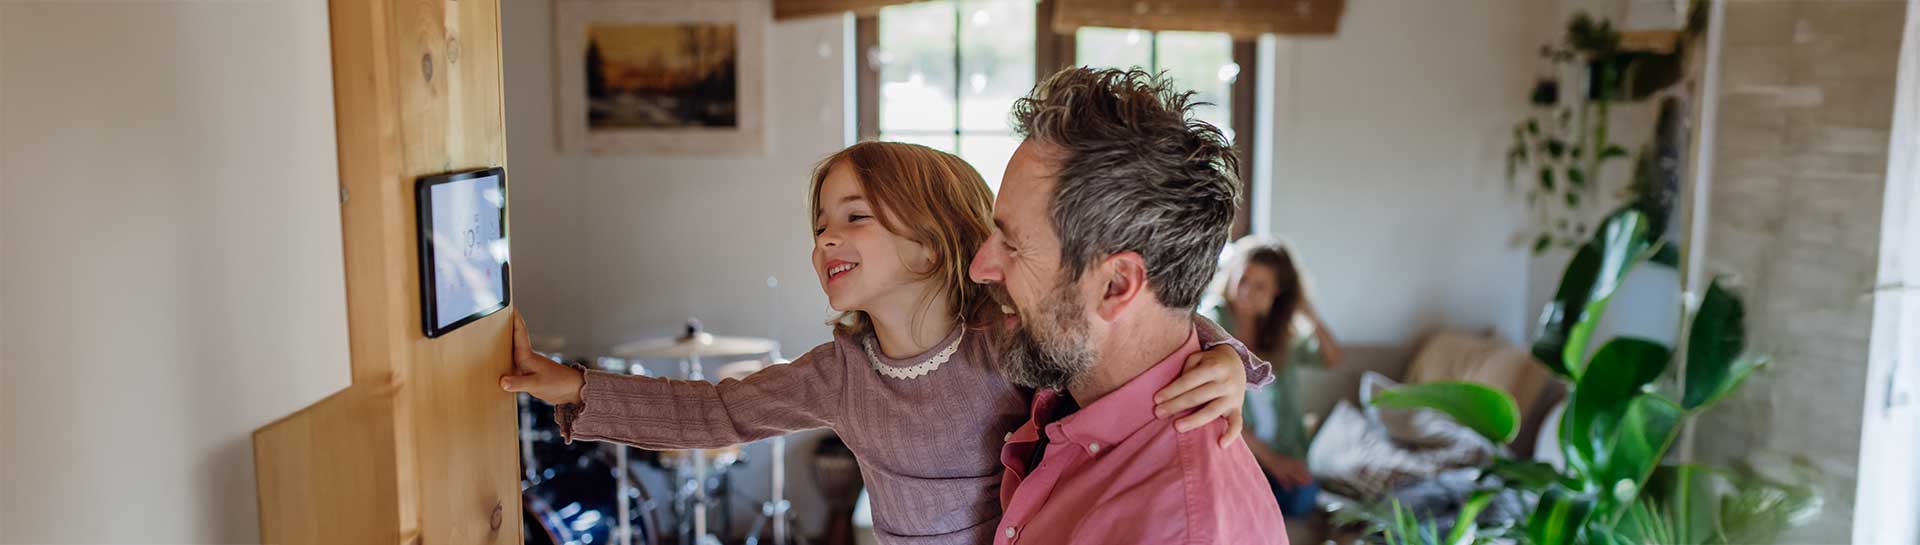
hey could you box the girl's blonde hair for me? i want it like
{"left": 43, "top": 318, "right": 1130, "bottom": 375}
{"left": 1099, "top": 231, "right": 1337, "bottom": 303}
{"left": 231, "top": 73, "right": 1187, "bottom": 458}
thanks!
{"left": 807, "top": 141, "right": 995, "bottom": 337}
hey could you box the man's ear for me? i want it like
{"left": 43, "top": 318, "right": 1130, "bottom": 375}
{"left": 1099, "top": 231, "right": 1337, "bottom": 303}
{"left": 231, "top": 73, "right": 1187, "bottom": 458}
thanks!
{"left": 1095, "top": 251, "right": 1149, "bottom": 322}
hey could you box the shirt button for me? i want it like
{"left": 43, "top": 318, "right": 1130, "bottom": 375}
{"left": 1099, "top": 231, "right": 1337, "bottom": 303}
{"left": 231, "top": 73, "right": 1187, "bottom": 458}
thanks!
{"left": 1005, "top": 526, "right": 1017, "bottom": 539}
{"left": 1004, "top": 432, "right": 1013, "bottom": 441}
{"left": 1089, "top": 442, "right": 1102, "bottom": 454}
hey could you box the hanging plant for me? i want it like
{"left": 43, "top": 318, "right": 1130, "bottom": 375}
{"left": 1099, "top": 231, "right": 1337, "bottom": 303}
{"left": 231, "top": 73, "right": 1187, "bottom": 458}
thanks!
{"left": 1508, "top": 12, "right": 1629, "bottom": 254}
{"left": 1507, "top": 11, "right": 1696, "bottom": 255}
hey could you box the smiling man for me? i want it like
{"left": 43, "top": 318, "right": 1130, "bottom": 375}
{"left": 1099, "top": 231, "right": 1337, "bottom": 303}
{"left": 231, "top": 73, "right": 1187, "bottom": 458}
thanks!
{"left": 969, "top": 67, "right": 1287, "bottom": 545}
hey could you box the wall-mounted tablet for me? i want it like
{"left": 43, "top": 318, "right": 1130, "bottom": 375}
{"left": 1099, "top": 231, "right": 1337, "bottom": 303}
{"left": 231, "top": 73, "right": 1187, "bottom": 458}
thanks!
{"left": 416, "top": 167, "right": 510, "bottom": 338}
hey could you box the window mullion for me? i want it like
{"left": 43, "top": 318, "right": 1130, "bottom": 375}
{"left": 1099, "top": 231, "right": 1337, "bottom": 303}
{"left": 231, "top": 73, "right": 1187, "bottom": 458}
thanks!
{"left": 952, "top": 1, "right": 964, "bottom": 154}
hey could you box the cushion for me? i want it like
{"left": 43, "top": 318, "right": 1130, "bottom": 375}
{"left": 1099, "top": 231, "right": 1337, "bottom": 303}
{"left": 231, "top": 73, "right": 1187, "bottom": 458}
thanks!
{"left": 1404, "top": 330, "right": 1552, "bottom": 424}
{"left": 1308, "top": 372, "right": 1498, "bottom": 500}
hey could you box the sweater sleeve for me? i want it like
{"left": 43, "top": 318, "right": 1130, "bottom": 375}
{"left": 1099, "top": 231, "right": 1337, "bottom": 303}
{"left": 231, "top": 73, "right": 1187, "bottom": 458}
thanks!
{"left": 1193, "top": 313, "right": 1274, "bottom": 389}
{"left": 554, "top": 341, "right": 849, "bottom": 449}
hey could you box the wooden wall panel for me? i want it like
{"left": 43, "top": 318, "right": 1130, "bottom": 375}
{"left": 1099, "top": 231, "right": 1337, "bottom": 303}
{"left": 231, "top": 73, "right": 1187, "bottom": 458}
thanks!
{"left": 254, "top": 0, "right": 518, "bottom": 543}
{"left": 775, "top": 0, "right": 917, "bottom": 20}
{"left": 1051, "top": 0, "right": 1344, "bottom": 37}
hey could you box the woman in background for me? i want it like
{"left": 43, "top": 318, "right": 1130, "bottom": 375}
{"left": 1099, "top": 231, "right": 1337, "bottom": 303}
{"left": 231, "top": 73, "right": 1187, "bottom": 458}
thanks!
{"left": 1202, "top": 237, "right": 1345, "bottom": 517}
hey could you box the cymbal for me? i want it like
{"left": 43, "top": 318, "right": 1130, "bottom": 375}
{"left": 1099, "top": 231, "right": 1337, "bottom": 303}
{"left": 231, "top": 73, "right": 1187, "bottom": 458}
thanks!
{"left": 610, "top": 331, "right": 778, "bottom": 359}
{"left": 715, "top": 360, "right": 767, "bottom": 381}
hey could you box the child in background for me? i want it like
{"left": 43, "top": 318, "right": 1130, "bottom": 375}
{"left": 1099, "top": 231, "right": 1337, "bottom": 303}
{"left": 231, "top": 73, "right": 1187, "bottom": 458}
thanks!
{"left": 504, "top": 142, "right": 1270, "bottom": 545}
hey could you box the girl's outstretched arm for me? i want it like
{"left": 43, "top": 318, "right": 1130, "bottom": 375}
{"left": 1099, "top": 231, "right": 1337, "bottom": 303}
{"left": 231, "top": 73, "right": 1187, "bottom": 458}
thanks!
{"left": 504, "top": 311, "right": 848, "bottom": 450}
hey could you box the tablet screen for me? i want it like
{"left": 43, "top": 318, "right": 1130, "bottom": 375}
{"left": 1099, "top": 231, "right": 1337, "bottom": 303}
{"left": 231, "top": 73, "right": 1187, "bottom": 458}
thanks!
{"left": 418, "top": 168, "right": 509, "bottom": 337}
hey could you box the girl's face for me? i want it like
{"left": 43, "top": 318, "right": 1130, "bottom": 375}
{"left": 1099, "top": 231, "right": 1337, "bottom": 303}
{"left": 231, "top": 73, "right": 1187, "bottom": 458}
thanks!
{"left": 812, "top": 162, "right": 935, "bottom": 313}
{"left": 1230, "top": 263, "right": 1281, "bottom": 318}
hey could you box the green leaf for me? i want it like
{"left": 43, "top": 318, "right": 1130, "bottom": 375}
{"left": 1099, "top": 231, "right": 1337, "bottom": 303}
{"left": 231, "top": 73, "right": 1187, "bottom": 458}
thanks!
{"left": 1485, "top": 458, "right": 1571, "bottom": 491}
{"left": 1528, "top": 487, "right": 1597, "bottom": 545}
{"left": 1559, "top": 209, "right": 1658, "bottom": 375}
{"left": 1532, "top": 244, "right": 1598, "bottom": 378}
{"left": 1716, "top": 464, "right": 1824, "bottom": 544}
{"left": 1534, "top": 234, "right": 1554, "bottom": 255}
{"left": 1529, "top": 119, "right": 1542, "bottom": 135}
{"left": 1444, "top": 490, "right": 1497, "bottom": 545}
{"left": 1623, "top": 464, "right": 1719, "bottom": 545}
{"left": 1373, "top": 381, "right": 1522, "bottom": 445}
{"left": 1649, "top": 242, "right": 1680, "bottom": 268}
{"left": 1560, "top": 338, "right": 1672, "bottom": 479}
{"left": 1547, "top": 138, "right": 1568, "bottom": 159}
{"left": 1539, "top": 167, "right": 1557, "bottom": 191}
{"left": 1599, "top": 394, "right": 1684, "bottom": 517}
{"left": 1568, "top": 167, "right": 1588, "bottom": 188}
{"left": 1682, "top": 279, "right": 1766, "bottom": 409}
{"left": 1601, "top": 144, "right": 1630, "bottom": 161}
{"left": 1566, "top": 191, "right": 1582, "bottom": 207}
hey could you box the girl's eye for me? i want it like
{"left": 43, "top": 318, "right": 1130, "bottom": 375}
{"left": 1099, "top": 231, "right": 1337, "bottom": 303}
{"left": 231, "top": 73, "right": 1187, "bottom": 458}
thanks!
{"left": 812, "top": 226, "right": 826, "bottom": 236}
{"left": 849, "top": 214, "right": 870, "bottom": 222}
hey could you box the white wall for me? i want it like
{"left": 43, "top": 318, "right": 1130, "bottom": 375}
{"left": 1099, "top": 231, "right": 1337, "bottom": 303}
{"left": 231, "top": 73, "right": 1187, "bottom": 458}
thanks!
{"left": 0, "top": 3, "right": 350, "bottom": 543}
{"left": 1854, "top": 3, "right": 1920, "bottom": 542}
{"left": 1264, "top": 0, "right": 1553, "bottom": 347}
{"left": 502, "top": 0, "right": 849, "bottom": 536}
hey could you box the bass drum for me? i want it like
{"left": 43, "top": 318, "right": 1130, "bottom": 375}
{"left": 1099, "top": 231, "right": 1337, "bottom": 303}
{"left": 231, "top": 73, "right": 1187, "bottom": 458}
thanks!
{"left": 522, "top": 454, "right": 658, "bottom": 545}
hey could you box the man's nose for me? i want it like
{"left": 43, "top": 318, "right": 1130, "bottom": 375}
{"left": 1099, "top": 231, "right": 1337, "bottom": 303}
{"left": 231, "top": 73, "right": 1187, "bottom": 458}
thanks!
{"left": 969, "top": 242, "right": 1001, "bottom": 284}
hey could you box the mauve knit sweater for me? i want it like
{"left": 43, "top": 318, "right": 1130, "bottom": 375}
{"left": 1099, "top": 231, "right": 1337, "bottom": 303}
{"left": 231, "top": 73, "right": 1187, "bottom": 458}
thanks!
{"left": 556, "top": 317, "right": 1270, "bottom": 545}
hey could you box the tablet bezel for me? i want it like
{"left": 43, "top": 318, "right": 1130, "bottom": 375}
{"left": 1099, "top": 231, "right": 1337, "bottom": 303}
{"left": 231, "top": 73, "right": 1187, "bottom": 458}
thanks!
{"left": 415, "top": 167, "right": 511, "bottom": 339}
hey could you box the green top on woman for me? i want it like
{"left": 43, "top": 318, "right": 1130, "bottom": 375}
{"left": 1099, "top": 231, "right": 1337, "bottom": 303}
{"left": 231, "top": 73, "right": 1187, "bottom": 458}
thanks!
{"left": 1203, "top": 302, "right": 1326, "bottom": 459}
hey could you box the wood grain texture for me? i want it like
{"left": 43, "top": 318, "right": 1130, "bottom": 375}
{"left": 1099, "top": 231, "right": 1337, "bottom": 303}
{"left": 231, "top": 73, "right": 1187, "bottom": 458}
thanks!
{"left": 1051, "top": 0, "right": 1344, "bottom": 37}
{"left": 774, "top": 0, "right": 918, "bottom": 20}
{"left": 254, "top": 387, "right": 407, "bottom": 545}
{"left": 254, "top": 0, "right": 519, "bottom": 543}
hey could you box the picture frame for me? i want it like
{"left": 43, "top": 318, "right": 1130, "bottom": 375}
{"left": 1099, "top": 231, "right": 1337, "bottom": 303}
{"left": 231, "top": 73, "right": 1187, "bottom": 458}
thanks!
{"left": 555, "top": 0, "right": 768, "bottom": 155}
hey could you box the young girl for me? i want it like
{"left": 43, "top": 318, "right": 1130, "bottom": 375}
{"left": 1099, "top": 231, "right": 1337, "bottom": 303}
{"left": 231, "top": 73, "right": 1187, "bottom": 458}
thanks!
{"left": 503, "top": 142, "right": 1270, "bottom": 545}
{"left": 1202, "top": 236, "right": 1345, "bottom": 517}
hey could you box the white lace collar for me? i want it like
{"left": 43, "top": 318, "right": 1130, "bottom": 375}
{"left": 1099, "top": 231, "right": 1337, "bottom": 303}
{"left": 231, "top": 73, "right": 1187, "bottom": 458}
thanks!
{"left": 862, "top": 329, "right": 964, "bottom": 380}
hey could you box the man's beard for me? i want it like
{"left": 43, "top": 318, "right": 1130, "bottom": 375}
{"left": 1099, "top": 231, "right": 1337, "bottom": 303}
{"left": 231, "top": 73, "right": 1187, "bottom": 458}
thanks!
{"left": 989, "top": 282, "right": 1095, "bottom": 391}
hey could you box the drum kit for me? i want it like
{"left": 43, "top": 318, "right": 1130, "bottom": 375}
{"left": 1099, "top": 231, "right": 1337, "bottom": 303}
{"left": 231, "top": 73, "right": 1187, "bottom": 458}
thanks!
{"left": 520, "top": 320, "right": 805, "bottom": 545}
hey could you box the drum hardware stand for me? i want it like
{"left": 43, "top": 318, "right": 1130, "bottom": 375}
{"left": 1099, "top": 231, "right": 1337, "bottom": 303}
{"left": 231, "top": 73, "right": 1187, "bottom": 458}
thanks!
{"left": 615, "top": 445, "right": 634, "bottom": 545}
{"left": 683, "top": 350, "right": 719, "bottom": 545}
{"left": 741, "top": 432, "right": 801, "bottom": 545}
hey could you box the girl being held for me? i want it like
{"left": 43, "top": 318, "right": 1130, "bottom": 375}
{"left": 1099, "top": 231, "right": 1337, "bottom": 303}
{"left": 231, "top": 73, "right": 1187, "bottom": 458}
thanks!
{"left": 503, "top": 142, "right": 1269, "bottom": 545}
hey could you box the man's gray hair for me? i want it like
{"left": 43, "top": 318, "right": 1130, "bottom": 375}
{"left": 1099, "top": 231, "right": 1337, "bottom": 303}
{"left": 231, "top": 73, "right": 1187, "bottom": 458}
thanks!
{"left": 1011, "top": 67, "right": 1240, "bottom": 310}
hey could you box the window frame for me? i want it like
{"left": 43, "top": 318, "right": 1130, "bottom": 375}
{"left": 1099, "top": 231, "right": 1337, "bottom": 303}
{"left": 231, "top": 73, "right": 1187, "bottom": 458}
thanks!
{"left": 855, "top": 2, "right": 1259, "bottom": 238}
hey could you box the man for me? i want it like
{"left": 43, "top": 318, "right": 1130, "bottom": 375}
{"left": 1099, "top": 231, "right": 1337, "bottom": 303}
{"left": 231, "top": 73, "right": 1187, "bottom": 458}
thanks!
{"left": 969, "top": 67, "right": 1288, "bottom": 545}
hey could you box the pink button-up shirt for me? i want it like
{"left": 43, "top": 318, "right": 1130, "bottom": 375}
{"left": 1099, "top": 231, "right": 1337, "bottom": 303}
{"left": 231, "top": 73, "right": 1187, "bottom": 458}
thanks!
{"left": 996, "top": 329, "right": 1288, "bottom": 545}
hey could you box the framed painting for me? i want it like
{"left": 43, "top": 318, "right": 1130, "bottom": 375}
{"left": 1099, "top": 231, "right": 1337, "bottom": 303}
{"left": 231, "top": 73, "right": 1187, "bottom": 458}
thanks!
{"left": 556, "top": 0, "right": 767, "bottom": 155}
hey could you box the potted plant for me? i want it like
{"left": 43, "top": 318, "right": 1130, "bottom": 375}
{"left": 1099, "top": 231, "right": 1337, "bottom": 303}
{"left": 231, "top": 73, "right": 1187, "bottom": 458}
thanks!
{"left": 1358, "top": 207, "right": 1819, "bottom": 544}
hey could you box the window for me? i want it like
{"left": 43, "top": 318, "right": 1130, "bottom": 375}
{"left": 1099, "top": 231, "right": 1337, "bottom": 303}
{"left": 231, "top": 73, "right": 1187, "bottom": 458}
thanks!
{"left": 1074, "top": 28, "right": 1238, "bottom": 142}
{"left": 858, "top": 5, "right": 1259, "bottom": 237}
{"left": 874, "top": 0, "right": 1035, "bottom": 191}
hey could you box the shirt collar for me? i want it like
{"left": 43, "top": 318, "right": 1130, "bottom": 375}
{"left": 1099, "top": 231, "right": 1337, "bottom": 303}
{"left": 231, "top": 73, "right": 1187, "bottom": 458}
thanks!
{"left": 1040, "top": 327, "right": 1201, "bottom": 449}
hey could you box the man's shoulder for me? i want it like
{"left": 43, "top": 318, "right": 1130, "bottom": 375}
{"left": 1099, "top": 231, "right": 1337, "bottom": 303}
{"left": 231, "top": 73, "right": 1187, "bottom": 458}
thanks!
{"left": 1168, "top": 421, "right": 1289, "bottom": 544}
